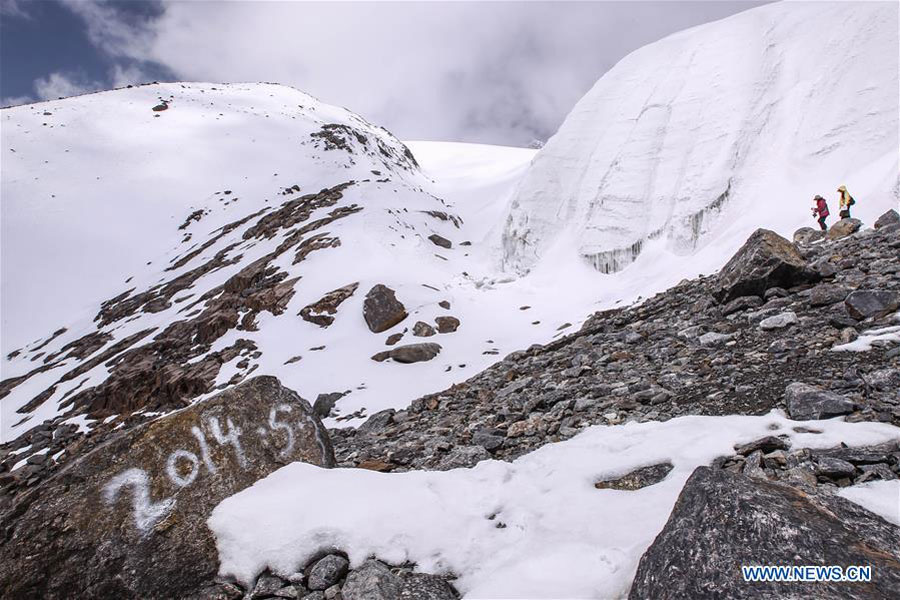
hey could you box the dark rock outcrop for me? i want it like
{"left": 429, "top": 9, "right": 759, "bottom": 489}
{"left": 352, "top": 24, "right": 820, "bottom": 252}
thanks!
{"left": 874, "top": 209, "right": 899, "bottom": 229}
{"left": 0, "top": 377, "right": 334, "bottom": 600}
{"left": 363, "top": 284, "right": 408, "bottom": 333}
{"left": 629, "top": 466, "right": 900, "bottom": 599}
{"left": 715, "top": 229, "right": 819, "bottom": 303}
{"left": 299, "top": 282, "right": 359, "bottom": 327}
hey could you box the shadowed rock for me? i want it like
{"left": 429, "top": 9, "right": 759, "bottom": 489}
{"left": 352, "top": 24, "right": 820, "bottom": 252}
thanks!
{"left": 715, "top": 229, "right": 820, "bottom": 303}
{"left": 785, "top": 382, "right": 857, "bottom": 420}
{"left": 874, "top": 209, "right": 899, "bottom": 229}
{"left": 389, "top": 343, "right": 442, "bottom": 364}
{"left": 629, "top": 466, "right": 900, "bottom": 600}
{"left": 844, "top": 290, "right": 900, "bottom": 320}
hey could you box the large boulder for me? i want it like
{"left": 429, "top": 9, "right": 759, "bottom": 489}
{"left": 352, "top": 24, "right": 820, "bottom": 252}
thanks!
{"left": 0, "top": 376, "right": 334, "bottom": 599}
{"left": 825, "top": 217, "right": 862, "bottom": 240}
{"left": 844, "top": 290, "right": 900, "bottom": 320}
{"left": 874, "top": 208, "right": 899, "bottom": 229}
{"left": 629, "top": 467, "right": 900, "bottom": 599}
{"left": 785, "top": 382, "right": 857, "bottom": 420}
{"left": 363, "top": 284, "right": 408, "bottom": 333}
{"left": 714, "top": 229, "right": 819, "bottom": 303}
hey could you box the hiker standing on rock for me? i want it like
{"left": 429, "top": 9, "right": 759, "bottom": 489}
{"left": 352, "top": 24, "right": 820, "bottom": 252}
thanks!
{"left": 837, "top": 184, "right": 855, "bottom": 219}
{"left": 811, "top": 195, "right": 829, "bottom": 231}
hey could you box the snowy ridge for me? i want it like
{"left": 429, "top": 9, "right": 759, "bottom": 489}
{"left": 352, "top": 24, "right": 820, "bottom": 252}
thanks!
{"left": 502, "top": 1, "right": 899, "bottom": 275}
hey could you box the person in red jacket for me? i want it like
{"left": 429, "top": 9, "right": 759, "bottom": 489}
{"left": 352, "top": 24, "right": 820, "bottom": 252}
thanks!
{"left": 812, "top": 195, "right": 829, "bottom": 230}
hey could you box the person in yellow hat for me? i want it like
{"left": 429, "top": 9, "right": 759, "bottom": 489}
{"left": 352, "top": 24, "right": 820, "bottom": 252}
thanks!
{"left": 837, "top": 185, "right": 855, "bottom": 219}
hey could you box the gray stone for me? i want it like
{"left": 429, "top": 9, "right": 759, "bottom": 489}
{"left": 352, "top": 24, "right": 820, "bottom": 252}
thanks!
{"left": 363, "top": 285, "right": 408, "bottom": 333}
{"left": 389, "top": 343, "right": 442, "bottom": 364}
{"left": 250, "top": 573, "right": 286, "bottom": 599}
{"left": 722, "top": 295, "right": 763, "bottom": 315}
{"left": 358, "top": 409, "right": 396, "bottom": 435}
{"left": 427, "top": 234, "right": 452, "bottom": 249}
{"left": 629, "top": 467, "right": 900, "bottom": 599}
{"left": 785, "top": 382, "right": 857, "bottom": 420}
{"left": 793, "top": 227, "right": 825, "bottom": 245}
{"left": 813, "top": 457, "right": 856, "bottom": 479}
{"left": 594, "top": 462, "right": 673, "bottom": 490}
{"left": 714, "top": 229, "right": 820, "bottom": 303}
{"left": 698, "top": 332, "right": 730, "bottom": 346}
{"left": 308, "top": 555, "right": 349, "bottom": 591}
{"left": 874, "top": 208, "right": 899, "bottom": 229}
{"left": 759, "top": 311, "right": 799, "bottom": 330}
{"left": 399, "top": 573, "right": 458, "bottom": 599}
{"left": 412, "top": 321, "right": 436, "bottom": 337}
{"left": 313, "top": 392, "right": 346, "bottom": 419}
{"left": 734, "top": 436, "right": 791, "bottom": 456}
{"left": 0, "top": 376, "right": 334, "bottom": 599}
{"left": 436, "top": 445, "right": 491, "bottom": 470}
{"left": 808, "top": 283, "right": 849, "bottom": 307}
{"left": 844, "top": 290, "right": 900, "bottom": 320}
{"left": 825, "top": 217, "right": 862, "bottom": 240}
{"left": 472, "top": 431, "right": 504, "bottom": 452}
{"left": 341, "top": 560, "right": 401, "bottom": 600}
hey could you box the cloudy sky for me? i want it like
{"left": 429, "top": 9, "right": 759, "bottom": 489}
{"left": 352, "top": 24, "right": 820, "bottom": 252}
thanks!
{"left": 1, "top": 0, "right": 765, "bottom": 145}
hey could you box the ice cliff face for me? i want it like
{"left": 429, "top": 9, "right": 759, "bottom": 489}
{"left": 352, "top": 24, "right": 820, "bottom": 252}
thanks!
{"left": 502, "top": 1, "right": 899, "bottom": 274}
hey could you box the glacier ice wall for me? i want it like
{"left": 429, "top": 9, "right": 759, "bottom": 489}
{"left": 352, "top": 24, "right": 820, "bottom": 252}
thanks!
{"left": 502, "top": 1, "right": 899, "bottom": 274}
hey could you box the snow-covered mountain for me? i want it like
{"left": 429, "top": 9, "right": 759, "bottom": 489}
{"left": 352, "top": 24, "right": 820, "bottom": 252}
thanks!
{"left": 2, "top": 83, "right": 575, "bottom": 443}
{"left": 502, "top": 1, "right": 899, "bottom": 275}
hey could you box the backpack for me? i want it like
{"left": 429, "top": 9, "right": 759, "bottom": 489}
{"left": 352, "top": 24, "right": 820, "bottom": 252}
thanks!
{"left": 849, "top": 195, "right": 856, "bottom": 206}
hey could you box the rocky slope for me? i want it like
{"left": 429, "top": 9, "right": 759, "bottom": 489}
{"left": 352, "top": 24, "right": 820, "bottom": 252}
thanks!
{"left": 333, "top": 214, "right": 900, "bottom": 472}
{"left": 1, "top": 214, "right": 897, "bottom": 599}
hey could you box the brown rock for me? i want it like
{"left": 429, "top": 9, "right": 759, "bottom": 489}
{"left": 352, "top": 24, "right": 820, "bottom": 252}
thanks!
{"left": 363, "top": 285, "right": 407, "bottom": 333}
{"left": 299, "top": 282, "right": 359, "bottom": 327}
{"left": 434, "top": 316, "right": 460, "bottom": 333}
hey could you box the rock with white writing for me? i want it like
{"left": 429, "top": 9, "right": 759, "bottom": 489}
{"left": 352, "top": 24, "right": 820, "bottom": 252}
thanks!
{"left": 0, "top": 376, "right": 334, "bottom": 599}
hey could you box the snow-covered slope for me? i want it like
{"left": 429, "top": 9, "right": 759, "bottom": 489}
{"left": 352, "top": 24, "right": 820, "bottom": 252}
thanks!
{"left": 4, "top": 84, "right": 608, "bottom": 442}
{"left": 502, "top": 1, "right": 899, "bottom": 275}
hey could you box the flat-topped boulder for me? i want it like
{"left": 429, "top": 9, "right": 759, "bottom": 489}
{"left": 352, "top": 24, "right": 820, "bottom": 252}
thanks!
{"left": 0, "top": 376, "right": 334, "bottom": 599}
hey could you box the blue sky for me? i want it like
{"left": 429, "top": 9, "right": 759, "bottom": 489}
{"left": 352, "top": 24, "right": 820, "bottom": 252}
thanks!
{"left": 1, "top": 0, "right": 170, "bottom": 105}
{"left": 0, "top": 0, "right": 765, "bottom": 144}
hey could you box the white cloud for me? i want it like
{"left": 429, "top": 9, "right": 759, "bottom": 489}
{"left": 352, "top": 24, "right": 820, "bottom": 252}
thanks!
{"left": 32, "top": 72, "right": 101, "bottom": 101}
{"left": 1, "top": 94, "right": 32, "bottom": 107}
{"left": 58, "top": 0, "right": 766, "bottom": 144}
